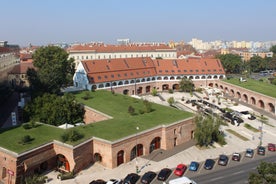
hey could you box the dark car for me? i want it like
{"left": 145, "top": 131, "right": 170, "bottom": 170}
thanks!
{"left": 140, "top": 171, "right": 156, "bottom": 184}
{"left": 248, "top": 115, "right": 256, "bottom": 120}
{"left": 189, "top": 161, "right": 199, "bottom": 171}
{"left": 218, "top": 154, "right": 229, "bottom": 166}
{"left": 123, "top": 173, "right": 140, "bottom": 184}
{"left": 157, "top": 168, "right": 172, "bottom": 181}
{"left": 232, "top": 153, "right": 241, "bottom": 161}
{"left": 90, "top": 179, "right": 106, "bottom": 184}
{"left": 245, "top": 148, "right": 254, "bottom": 158}
{"left": 204, "top": 159, "right": 215, "bottom": 170}
{"left": 268, "top": 143, "right": 276, "bottom": 152}
{"left": 257, "top": 146, "right": 266, "bottom": 155}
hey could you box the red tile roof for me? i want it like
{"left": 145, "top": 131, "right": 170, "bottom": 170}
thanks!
{"left": 154, "top": 58, "right": 225, "bottom": 75}
{"left": 81, "top": 57, "right": 225, "bottom": 84}
{"left": 82, "top": 57, "right": 156, "bottom": 83}
{"left": 68, "top": 43, "right": 174, "bottom": 53}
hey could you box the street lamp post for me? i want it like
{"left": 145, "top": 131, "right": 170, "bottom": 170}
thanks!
{"left": 135, "top": 126, "right": 139, "bottom": 173}
{"left": 259, "top": 115, "right": 264, "bottom": 146}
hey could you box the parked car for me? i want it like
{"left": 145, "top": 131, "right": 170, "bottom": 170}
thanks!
{"left": 248, "top": 115, "right": 256, "bottom": 120}
{"left": 106, "top": 179, "right": 122, "bottom": 184}
{"left": 123, "top": 173, "right": 140, "bottom": 184}
{"left": 257, "top": 146, "right": 266, "bottom": 155}
{"left": 204, "top": 159, "right": 215, "bottom": 170}
{"left": 157, "top": 168, "right": 172, "bottom": 181}
{"left": 174, "top": 164, "right": 187, "bottom": 176}
{"left": 90, "top": 179, "right": 106, "bottom": 184}
{"left": 245, "top": 148, "right": 254, "bottom": 158}
{"left": 189, "top": 161, "right": 199, "bottom": 171}
{"left": 141, "top": 171, "right": 156, "bottom": 184}
{"left": 218, "top": 154, "right": 229, "bottom": 166}
{"left": 232, "top": 153, "right": 241, "bottom": 161}
{"left": 268, "top": 143, "right": 276, "bottom": 152}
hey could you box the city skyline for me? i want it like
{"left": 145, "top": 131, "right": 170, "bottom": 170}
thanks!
{"left": 2, "top": 0, "right": 276, "bottom": 46}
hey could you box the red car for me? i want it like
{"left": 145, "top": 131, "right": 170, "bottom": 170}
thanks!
{"left": 174, "top": 164, "right": 187, "bottom": 176}
{"left": 268, "top": 143, "right": 276, "bottom": 151}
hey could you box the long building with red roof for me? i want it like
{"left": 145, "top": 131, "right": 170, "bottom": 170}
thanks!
{"left": 73, "top": 57, "right": 225, "bottom": 95}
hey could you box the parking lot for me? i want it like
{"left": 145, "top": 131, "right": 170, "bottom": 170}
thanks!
{"left": 46, "top": 91, "right": 276, "bottom": 184}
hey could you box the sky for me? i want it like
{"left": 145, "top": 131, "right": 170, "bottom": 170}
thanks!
{"left": 1, "top": 0, "right": 276, "bottom": 46}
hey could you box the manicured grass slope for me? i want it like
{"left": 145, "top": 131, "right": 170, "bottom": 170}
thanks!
{"left": 0, "top": 90, "right": 193, "bottom": 153}
{"left": 223, "top": 78, "right": 276, "bottom": 98}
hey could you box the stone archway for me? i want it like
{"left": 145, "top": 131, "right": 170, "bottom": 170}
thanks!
{"left": 117, "top": 150, "right": 124, "bottom": 166}
{"left": 94, "top": 153, "right": 102, "bottom": 162}
{"left": 146, "top": 86, "right": 151, "bottom": 93}
{"left": 162, "top": 84, "right": 169, "bottom": 91}
{"left": 149, "top": 137, "right": 161, "bottom": 153}
{"left": 57, "top": 154, "right": 70, "bottom": 172}
{"left": 243, "top": 94, "right": 248, "bottom": 103}
{"left": 258, "top": 100, "right": 265, "bottom": 109}
{"left": 230, "top": 89, "right": 235, "bottom": 96}
{"left": 172, "top": 84, "right": 179, "bottom": 90}
{"left": 250, "top": 97, "right": 256, "bottom": 105}
{"left": 268, "top": 103, "right": 275, "bottom": 113}
{"left": 130, "top": 144, "right": 143, "bottom": 160}
{"left": 123, "top": 89, "right": 129, "bottom": 95}
{"left": 236, "top": 91, "right": 241, "bottom": 99}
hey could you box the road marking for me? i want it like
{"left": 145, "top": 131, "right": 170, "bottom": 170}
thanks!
{"left": 232, "top": 170, "right": 244, "bottom": 175}
{"left": 210, "top": 176, "right": 224, "bottom": 181}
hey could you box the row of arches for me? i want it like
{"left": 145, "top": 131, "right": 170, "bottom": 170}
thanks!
{"left": 90, "top": 74, "right": 225, "bottom": 91}
{"left": 211, "top": 83, "right": 275, "bottom": 114}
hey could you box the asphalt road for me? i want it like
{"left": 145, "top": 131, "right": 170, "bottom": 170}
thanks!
{"left": 190, "top": 152, "right": 276, "bottom": 184}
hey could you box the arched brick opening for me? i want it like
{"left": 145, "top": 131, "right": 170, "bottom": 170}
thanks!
{"left": 117, "top": 150, "right": 124, "bottom": 166}
{"left": 230, "top": 89, "right": 235, "bottom": 96}
{"left": 268, "top": 103, "right": 275, "bottom": 113}
{"left": 124, "top": 80, "right": 129, "bottom": 85}
{"left": 146, "top": 86, "right": 151, "bottom": 93}
{"left": 201, "top": 76, "right": 206, "bottom": 79}
{"left": 149, "top": 137, "right": 161, "bottom": 153}
{"left": 236, "top": 91, "right": 241, "bottom": 99}
{"left": 130, "top": 144, "right": 144, "bottom": 160}
{"left": 243, "top": 94, "right": 248, "bottom": 103}
{"left": 123, "top": 89, "right": 129, "bottom": 95}
{"left": 215, "top": 83, "right": 218, "bottom": 88}
{"left": 91, "top": 85, "right": 97, "bottom": 91}
{"left": 94, "top": 153, "right": 102, "bottom": 162}
{"left": 164, "top": 76, "right": 169, "bottom": 80}
{"left": 57, "top": 154, "right": 70, "bottom": 172}
{"left": 162, "top": 84, "right": 169, "bottom": 91}
{"left": 189, "top": 76, "right": 194, "bottom": 80}
{"left": 172, "top": 84, "right": 179, "bottom": 90}
{"left": 118, "top": 81, "right": 123, "bottom": 85}
{"left": 170, "top": 76, "right": 175, "bottom": 80}
{"left": 224, "top": 87, "right": 229, "bottom": 94}
{"left": 220, "top": 85, "right": 223, "bottom": 89}
{"left": 208, "top": 83, "right": 213, "bottom": 87}
{"left": 137, "top": 87, "right": 143, "bottom": 94}
{"left": 250, "top": 97, "right": 256, "bottom": 105}
{"left": 258, "top": 100, "right": 265, "bottom": 109}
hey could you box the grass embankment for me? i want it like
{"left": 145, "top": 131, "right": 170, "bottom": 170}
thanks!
{"left": 225, "top": 129, "right": 249, "bottom": 141}
{"left": 223, "top": 78, "right": 276, "bottom": 98}
{"left": 244, "top": 123, "right": 259, "bottom": 133}
{"left": 0, "top": 90, "right": 193, "bottom": 153}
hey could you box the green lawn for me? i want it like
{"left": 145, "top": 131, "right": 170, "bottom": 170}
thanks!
{"left": 223, "top": 78, "right": 276, "bottom": 98}
{"left": 0, "top": 90, "right": 193, "bottom": 153}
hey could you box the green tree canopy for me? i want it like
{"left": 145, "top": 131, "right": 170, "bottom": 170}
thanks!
{"left": 248, "top": 56, "right": 267, "bottom": 72}
{"left": 269, "top": 45, "right": 276, "bottom": 54}
{"left": 23, "top": 93, "right": 85, "bottom": 126}
{"left": 248, "top": 162, "right": 276, "bottom": 184}
{"left": 194, "top": 114, "right": 225, "bottom": 147}
{"left": 216, "top": 54, "right": 244, "bottom": 74}
{"left": 27, "top": 46, "right": 75, "bottom": 95}
{"left": 179, "top": 78, "right": 194, "bottom": 92}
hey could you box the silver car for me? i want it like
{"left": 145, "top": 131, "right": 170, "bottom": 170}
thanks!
{"left": 245, "top": 148, "right": 254, "bottom": 158}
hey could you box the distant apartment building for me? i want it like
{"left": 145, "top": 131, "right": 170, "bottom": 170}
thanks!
{"left": 0, "top": 41, "right": 20, "bottom": 84}
{"left": 221, "top": 48, "right": 273, "bottom": 61}
{"left": 67, "top": 43, "right": 177, "bottom": 69}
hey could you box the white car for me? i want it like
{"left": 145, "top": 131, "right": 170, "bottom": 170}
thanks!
{"left": 106, "top": 179, "right": 122, "bottom": 184}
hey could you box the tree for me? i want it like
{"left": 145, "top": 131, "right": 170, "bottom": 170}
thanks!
{"left": 194, "top": 114, "right": 225, "bottom": 147}
{"left": 23, "top": 93, "right": 85, "bottom": 126}
{"left": 248, "top": 162, "right": 276, "bottom": 184}
{"left": 179, "top": 78, "right": 194, "bottom": 92}
{"left": 269, "top": 45, "right": 276, "bottom": 54}
{"left": 27, "top": 46, "right": 75, "bottom": 95}
{"left": 216, "top": 54, "right": 244, "bottom": 74}
{"left": 248, "top": 56, "right": 267, "bottom": 72}
{"left": 167, "top": 97, "right": 175, "bottom": 106}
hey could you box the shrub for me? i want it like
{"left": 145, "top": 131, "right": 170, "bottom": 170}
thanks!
{"left": 58, "top": 171, "right": 75, "bottom": 180}
{"left": 151, "top": 88, "right": 158, "bottom": 96}
{"left": 82, "top": 91, "right": 92, "bottom": 100}
{"left": 143, "top": 100, "right": 152, "bottom": 113}
{"left": 22, "top": 123, "right": 32, "bottom": 130}
{"left": 19, "top": 135, "right": 33, "bottom": 145}
{"left": 61, "top": 129, "right": 83, "bottom": 142}
{"left": 128, "top": 105, "right": 135, "bottom": 115}
{"left": 168, "top": 89, "right": 173, "bottom": 94}
{"left": 139, "top": 109, "right": 145, "bottom": 114}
